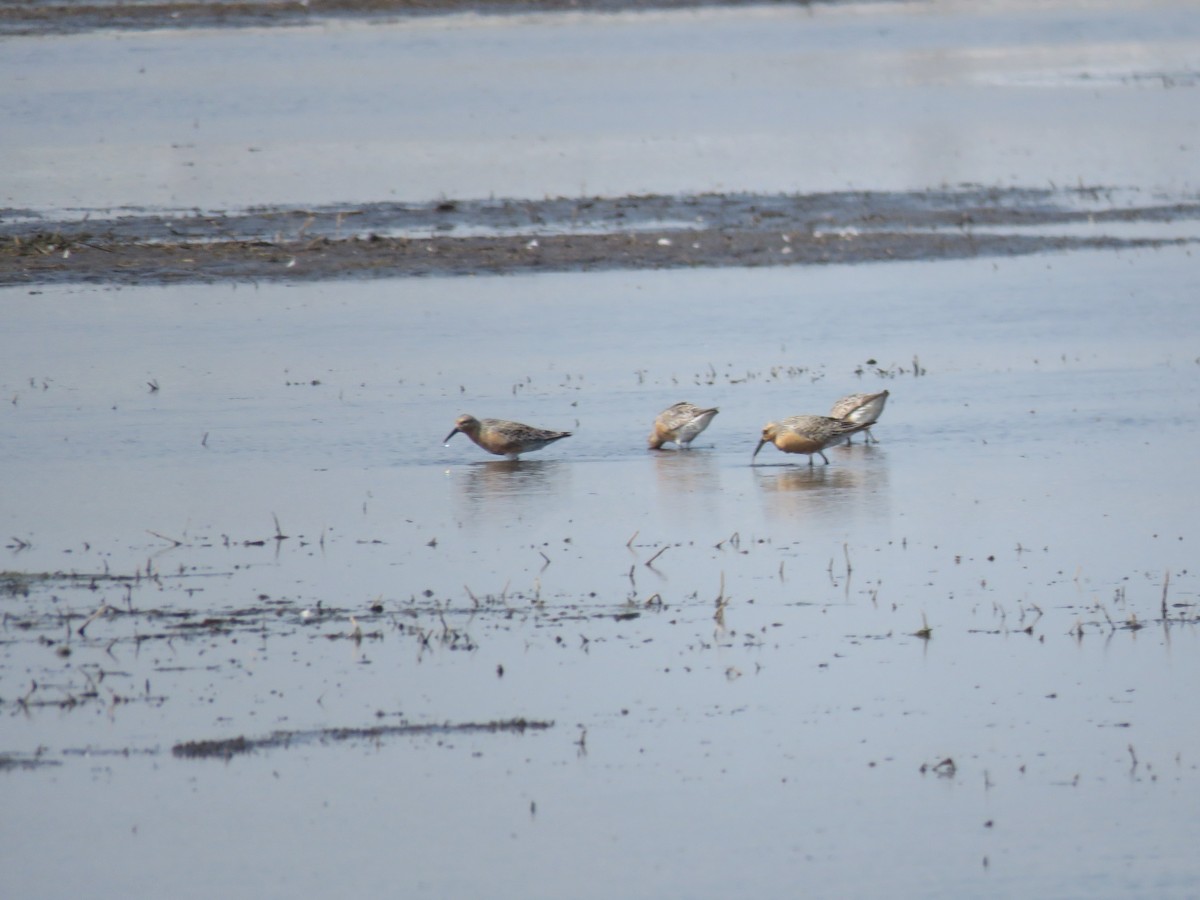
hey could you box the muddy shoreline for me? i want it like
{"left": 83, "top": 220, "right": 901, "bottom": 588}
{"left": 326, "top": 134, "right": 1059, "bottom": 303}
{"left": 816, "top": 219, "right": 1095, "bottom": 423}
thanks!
{"left": 0, "top": 0, "right": 846, "bottom": 37}
{"left": 4, "top": 187, "right": 1198, "bottom": 285}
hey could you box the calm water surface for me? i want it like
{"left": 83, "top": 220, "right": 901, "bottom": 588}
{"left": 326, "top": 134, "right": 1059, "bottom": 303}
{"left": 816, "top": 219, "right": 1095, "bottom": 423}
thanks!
{"left": 3, "top": 247, "right": 1200, "bottom": 898}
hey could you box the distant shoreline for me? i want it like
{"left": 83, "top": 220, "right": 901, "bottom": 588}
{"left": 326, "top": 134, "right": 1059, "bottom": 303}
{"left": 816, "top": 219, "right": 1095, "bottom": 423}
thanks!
{"left": 0, "top": 0, "right": 848, "bottom": 37}
{"left": 5, "top": 187, "right": 1197, "bottom": 286}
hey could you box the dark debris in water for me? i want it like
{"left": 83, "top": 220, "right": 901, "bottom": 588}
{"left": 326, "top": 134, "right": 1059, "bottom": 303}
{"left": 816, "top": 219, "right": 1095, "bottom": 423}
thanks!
{"left": 0, "top": 752, "right": 61, "bottom": 771}
{"left": 5, "top": 561, "right": 1196, "bottom": 770}
{"left": 0, "top": 566, "right": 676, "bottom": 734}
{"left": 2, "top": 1, "right": 863, "bottom": 38}
{"left": 920, "top": 757, "right": 958, "bottom": 778}
{"left": 172, "top": 717, "right": 554, "bottom": 760}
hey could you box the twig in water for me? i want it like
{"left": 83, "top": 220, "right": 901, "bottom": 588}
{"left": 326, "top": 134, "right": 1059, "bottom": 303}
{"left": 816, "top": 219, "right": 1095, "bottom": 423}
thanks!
{"left": 645, "top": 545, "right": 669, "bottom": 568}
{"left": 147, "top": 530, "right": 183, "bottom": 547}
{"left": 934, "top": 758, "right": 955, "bottom": 776}
{"left": 19, "top": 680, "right": 39, "bottom": 709}
{"left": 843, "top": 542, "right": 852, "bottom": 575}
{"left": 272, "top": 514, "right": 288, "bottom": 541}
{"left": 913, "top": 613, "right": 932, "bottom": 640}
{"left": 77, "top": 603, "right": 111, "bottom": 637}
{"left": 716, "top": 531, "right": 741, "bottom": 550}
{"left": 1161, "top": 570, "right": 1171, "bottom": 620}
{"left": 626, "top": 530, "right": 639, "bottom": 548}
{"left": 713, "top": 572, "right": 728, "bottom": 625}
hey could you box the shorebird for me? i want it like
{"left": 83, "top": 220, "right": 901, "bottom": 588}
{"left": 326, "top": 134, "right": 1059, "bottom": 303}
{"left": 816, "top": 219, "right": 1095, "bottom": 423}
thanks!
{"left": 752, "top": 415, "right": 869, "bottom": 466}
{"left": 829, "top": 390, "right": 889, "bottom": 443}
{"left": 648, "top": 402, "right": 719, "bottom": 450}
{"left": 443, "top": 414, "right": 571, "bottom": 460}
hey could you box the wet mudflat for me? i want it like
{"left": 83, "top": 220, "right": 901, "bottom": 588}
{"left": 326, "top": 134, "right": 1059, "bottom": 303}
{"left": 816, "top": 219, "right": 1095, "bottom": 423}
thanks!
{"left": 3, "top": 1, "right": 1200, "bottom": 897}
{"left": 0, "top": 0, "right": 793, "bottom": 37}
{"left": 5, "top": 186, "right": 1200, "bottom": 284}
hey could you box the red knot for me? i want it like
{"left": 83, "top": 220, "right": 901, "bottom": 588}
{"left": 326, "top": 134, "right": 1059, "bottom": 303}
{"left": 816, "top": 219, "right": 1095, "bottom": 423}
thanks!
{"left": 752, "top": 415, "right": 869, "bottom": 466}
{"left": 444, "top": 414, "right": 571, "bottom": 460}
{"left": 648, "top": 402, "right": 719, "bottom": 450}
{"left": 829, "top": 390, "right": 889, "bottom": 443}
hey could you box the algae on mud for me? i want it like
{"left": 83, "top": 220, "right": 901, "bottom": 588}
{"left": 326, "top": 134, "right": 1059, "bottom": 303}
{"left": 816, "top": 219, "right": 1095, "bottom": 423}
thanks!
{"left": 4, "top": 187, "right": 1199, "bottom": 285}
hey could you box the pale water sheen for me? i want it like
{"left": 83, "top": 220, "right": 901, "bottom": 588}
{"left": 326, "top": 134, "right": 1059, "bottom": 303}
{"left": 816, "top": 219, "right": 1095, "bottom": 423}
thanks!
{"left": 2, "top": 0, "right": 1198, "bottom": 213}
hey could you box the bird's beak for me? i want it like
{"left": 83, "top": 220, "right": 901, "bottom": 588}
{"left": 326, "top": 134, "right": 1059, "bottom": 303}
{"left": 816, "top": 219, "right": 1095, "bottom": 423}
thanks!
{"left": 752, "top": 438, "right": 766, "bottom": 461}
{"left": 443, "top": 427, "right": 460, "bottom": 445}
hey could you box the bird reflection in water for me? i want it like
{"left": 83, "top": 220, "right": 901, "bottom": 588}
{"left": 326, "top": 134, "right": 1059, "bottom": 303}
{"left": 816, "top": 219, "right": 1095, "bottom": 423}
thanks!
{"left": 756, "top": 465, "right": 862, "bottom": 494}
{"left": 754, "top": 448, "right": 890, "bottom": 521}
{"left": 458, "top": 458, "right": 569, "bottom": 505}
{"left": 651, "top": 445, "right": 722, "bottom": 520}
{"left": 652, "top": 445, "right": 720, "bottom": 490}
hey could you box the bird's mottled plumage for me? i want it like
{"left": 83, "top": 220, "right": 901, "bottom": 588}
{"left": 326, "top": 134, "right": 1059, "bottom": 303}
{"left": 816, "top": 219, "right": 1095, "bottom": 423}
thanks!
{"left": 648, "top": 402, "right": 719, "bottom": 450}
{"left": 829, "top": 389, "right": 889, "bottom": 443}
{"left": 752, "top": 415, "right": 869, "bottom": 466}
{"left": 444, "top": 414, "right": 571, "bottom": 459}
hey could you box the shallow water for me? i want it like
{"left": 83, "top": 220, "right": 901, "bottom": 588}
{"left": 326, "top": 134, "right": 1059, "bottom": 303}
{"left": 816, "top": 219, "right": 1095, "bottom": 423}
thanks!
{"left": 2, "top": 0, "right": 1198, "bottom": 214}
{"left": 4, "top": 245, "right": 1200, "bottom": 897}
